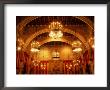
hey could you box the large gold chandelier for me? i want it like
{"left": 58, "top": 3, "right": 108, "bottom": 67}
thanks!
{"left": 49, "top": 21, "right": 63, "bottom": 39}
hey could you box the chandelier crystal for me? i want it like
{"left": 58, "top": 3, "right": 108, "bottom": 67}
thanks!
{"left": 72, "top": 47, "right": 82, "bottom": 53}
{"left": 30, "top": 41, "right": 40, "bottom": 52}
{"left": 49, "top": 22, "right": 63, "bottom": 39}
{"left": 31, "top": 41, "right": 40, "bottom": 48}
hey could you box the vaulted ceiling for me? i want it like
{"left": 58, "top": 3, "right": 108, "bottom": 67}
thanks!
{"left": 16, "top": 16, "right": 94, "bottom": 52}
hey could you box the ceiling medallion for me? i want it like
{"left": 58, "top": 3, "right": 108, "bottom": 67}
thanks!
{"left": 49, "top": 21, "right": 63, "bottom": 39}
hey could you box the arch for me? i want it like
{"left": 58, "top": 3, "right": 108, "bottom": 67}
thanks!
{"left": 36, "top": 38, "right": 86, "bottom": 53}
{"left": 22, "top": 28, "right": 89, "bottom": 50}
{"left": 17, "top": 16, "right": 40, "bottom": 36}
{"left": 75, "top": 16, "right": 94, "bottom": 30}
{"left": 17, "top": 16, "right": 94, "bottom": 36}
{"left": 38, "top": 38, "right": 76, "bottom": 47}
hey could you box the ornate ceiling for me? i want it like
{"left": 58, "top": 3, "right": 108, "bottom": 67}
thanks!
{"left": 16, "top": 16, "right": 94, "bottom": 52}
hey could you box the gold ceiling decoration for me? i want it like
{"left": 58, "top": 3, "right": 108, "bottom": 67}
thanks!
{"left": 49, "top": 21, "right": 63, "bottom": 30}
{"left": 49, "top": 22, "right": 63, "bottom": 39}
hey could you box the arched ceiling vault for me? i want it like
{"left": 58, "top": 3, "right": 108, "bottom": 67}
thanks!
{"left": 39, "top": 38, "right": 73, "bottom": 47}
{"left": 31, "top": 37, "right": 85, "bottom": 52}
{"left": 22, "top": 28, "right": 89, "bottom": 51}
{"left": 17, "top": 16, "right": 94, "bottom": 37}
{"left": 75, "top": 16, "right": 94, "bottom": 30}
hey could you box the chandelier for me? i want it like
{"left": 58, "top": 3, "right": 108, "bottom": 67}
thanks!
{"left": 72, "top": 40, "right": 82, "bottom": 53}
{"left": 31, "top": 41, "right": 40, "bottom": 48}
{"left": 88, "top": 37, "right": 94, "bottom": 48}
{"left": 30, "top": 41, "right": 40, "bottom": 52}
{"left": 49, "top": 22, "right": 63, "bottom": 39}
{"left": 17, "top": 38, "right": 24, "bottom": 51}
{"left": 72, "top": 41, "right": 82, "bottom": 47}
{"left": 72, "top": 47, "right": 82, "bottom": 53}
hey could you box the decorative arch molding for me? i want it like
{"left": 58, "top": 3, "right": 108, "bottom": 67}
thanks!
{"left": 17, "top": 16, "right": 40, "bottom": 36}
{"left": 22, "top": 28, "right": 89, "bottom": 51}
{"left": 17, "top": 16, "right": 94, "bottom": 36}
{"left": 75, "top": 16, "right": 94, "bottom": 30}
{"left": 39, "top": 38, "right": 73, "bottom": 47}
